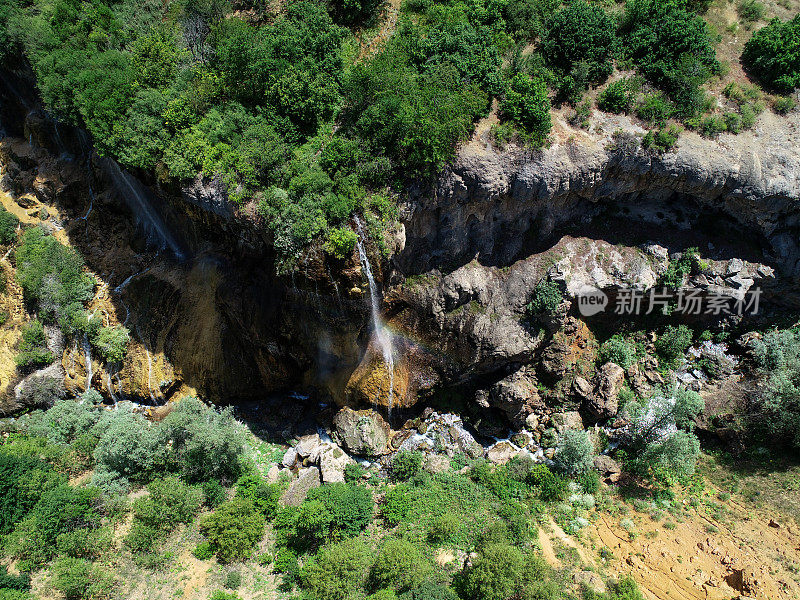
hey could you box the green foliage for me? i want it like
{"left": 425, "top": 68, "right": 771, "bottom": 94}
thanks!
{"left": 737, "top": 0, "right": 765, "bottom": 24}
{"left": 597, "top": 78, "right": 641, "bottom": 114}
{"left": 382, "top": 484, "right": 412, "bottom": 526}
{"left": 306, "top": 482, "right": 373, "bottom": 537}
{"left": 329, "top": 0, "right": 380, "bottom": 26}
{"left": 526, "top": 280, "right": 561, "bottom": 316}
{"left": 371, "top": 538, "right": 432, "bottom": 593}
{"left": 0, "top": 566, "right": 30, "bottom": 591}
{"left": 654, "top": 325, "right": 693, "bottom": 366}
{"left": 223, "top": 571, "right": 241, "bottom": 590}
{"left": 554, "top": 429, "right": 595, "bottom": 476}
{"left": 0, "top": 451, "right": 59, "bottom": 534}
{"left": 773, "top": 96, "right": 796, "bottom": 114}
{"left": 598, "top": 335, "right": 638, "bottom": 369}
{"left": 210, "top": 592, "right": 239, "bottom": 600}
{"left": 200, "top": 497, "right": 266, "bottom": 563}
{"left": 193, "top": 542, "right": 214, "bottom": 560}
{"left": 15, "top": 227, "right": 93, "bottom": 324}
{"left": 23, "top": 400, "right": 97, "bottom": 445}
{"left": 202, "top": 479, "right": 227, "bottom": 508}
{"left": 502, "top": 0, "right": 558, "bottom": 41}
{"left": 455, "top": 544, "right": 546, "bottom": 600}
{"left": 234, "top": 472, "right": 282, "bottom": 518}
{"left": 125, "top": 476, "right": 202, "bottom": 553}
{"left": 50, "top": 557, "right": 114, "bottom": 600}
{"left": 751, "top": 328, "right": 800, "bottom": 449}
{"left": 541, "top": 1, "right": 617, "bottom": 84}
{"left": 635, "top": 92, "right": 674, "bottom": 126}
{"left": 324, "top": 227, "right": 358, "bottom": 260}
{"left": 428, "top": 512, "right": 460, "bottom": 544}
{"left": 622, "top": 0, "right": 720, "bottom": 118}
{"left": 499, "top": 73, "right": 551, "bottom": 145}
{"left": 742, "top": 15, "right": 800, "bottom": 93}
{"left": 391, "top": 450, "right": 422, "bottom": 481}
{"left": 0, "top": 206, "right": 19, "bottom": 245}
{"left": 15, "top": 319, "right": 54, "bottom": 369}
{"left": 300, "top": 538, "right": 373, "bottom": 600}
{"left": 90, "top": 326, "right": 129, "bottom": 364}
{"left": 527, "top": 464, "right": 567, "bottom": 502}
{"left": 92, "top": 408, "right": 161, "bottom": 481}
{"left": 659, "top": 248, "right": 699, "bottom": 289}
{"left": 160, "top": 397, "right": 245, "bottom": 483}
{"left": 344, "top": 462, "right": 366, "bottom": 483}
{"left": 642, "top": 124, "right": 682, "bottom": 152}
{"left": 606, "top": 578, "right": 646, "bottom": 600}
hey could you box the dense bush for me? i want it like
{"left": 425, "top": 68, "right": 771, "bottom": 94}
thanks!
{"left": 50, "top": 557, "right": 114, "bottom": 600}
{"left": 502, "top": 0, "right": 558, "bottom": 41}
{"left": 92, "top": 409, "right": 161, "bottom": 481}
{"left": 752, "top": 328, "right": 800, "bottom": 449}
{"left": 598, "top": 335, "right": 638, "bottom": 369}
{"left": 0, "top": 452, "right": 60, "bottom": 534}
{"left": 15, "top": 319, "right": 54, "bottom": 369}
{"left": 235, "top": 472, "right": 283, "bottom": 518}
{"left": 125, "top": 476, "right": 203, "bottom": 553}
{"left": 0, "top": 207, "right": 19, "bottom": 245}
{"left": 306, "top": 482, "right": 373, "bottom": 537}
{"left": 499, "top": 73, "right": 551, "bottom": 144}
{"left": 654, "top": 325, "right": 693, "bottom": 366}
{"left": 391, "top": 450, "right": 422, "bottom": 481}
{"left": 553, "top": 429, "right": 595, "bottom": 476}
{"left": 541, "top": 1, "right": 617, "bottom": 84}
{"left": 300, "top": 538, "right": 373, "bottom": 600}
{"left": 200, "top": 497, "right": 266, "bottom": 563}
{"left": 621, "top": 0, "right": 720, "bottom": 117}
{"left": 742, "top": 15, "right": 800, "bottom": 93}
{"left": 371, "top": 539, "right": 432, "bottom": 594}
{"left": 597, "top": 78, "right": 641, "bottom": 114}
{"left": 23, "top": 399, "right": 96, "bottom": 445}
{"left": 160, "top": 397, "right": 245, "bottom": 483}
{"left": 526, "top": 280, "right": 561, "bottom": 316}
{"left": 15, "top": 227, "right": 93, "bottom": 324}
{"left": 527, "top": 464, "right": 567, "bottom": 501}
{"left": 382, "top": 484, "right": 412, "bottom": 526}
{"left": 455, "top": 544, "right": 548, "bottom": 600}
{"left": 90, "top": 326, "right": 129, "bottom": 364}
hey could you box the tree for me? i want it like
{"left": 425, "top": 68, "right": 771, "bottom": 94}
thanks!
{"left": 91, "top": 325, "right": 129, "bottom": 364}
{"left": 200, "top": 497, "right": 265, "bottom": 563}
{"left": 541, "top": 1, "right": 617, "bottom": 84}
{"left": 15, "top": 319, "right": 54, "bottom": 369}
{"left": 499, "top": 73, "right": 551, "bottom": 144}
{"left": 306, "top": 483, "right": 373, "bottom": 537}
{"left": 50, "top": 557, "right": 114, "bottom": 600}
{"left": 742, "top": 15, "right": 800, "bottom": 93}
{"left": 455, "top": 544, "right": 524, "bottom": 600}
{"left": 0, "top": 206, "right": 19, "bottom": 245}
{"left": 371, "top": 539, "right": 432, "bottom": 593}
{"left": 300, "top": 538, "right": 373, "bottom": 600}
{"left": 92, "top": 409, "right": 161, "bottom": 481}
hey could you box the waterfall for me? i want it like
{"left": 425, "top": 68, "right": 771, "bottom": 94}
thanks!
{"left": 144, "top": 347, "right": 156, "bottom": 403}
{"left": 105, "top": 370, "right": 117, "bottom": 404}
{"left": 353, "top": 217, "right": 395, "bottom": 412}
{"left": 82, "top": 332, "right": 93, "bottom": 390}
{"left": 105, "top": 160, "right": 186, "bottom": 261}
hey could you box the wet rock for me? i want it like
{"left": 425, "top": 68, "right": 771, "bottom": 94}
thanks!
{"left": 282, "top": 448, "right": 298, "bottom": 469}
{"left": 295, "top": 434, "right": 322, "bottom": 458}
{"left": 332, "top": 407, "right": 390, "bottom": 457}
{"left": 281, "top": 466, "right": 321, "bottom": 506}
{"left": 487, "top": 441, "right": 517, "bottom": 464}
{"left": 313, "top": 443, "right": 355, "bottom": 484}
{"left": 487, "top": 365, "right": 542, "bottom": 429}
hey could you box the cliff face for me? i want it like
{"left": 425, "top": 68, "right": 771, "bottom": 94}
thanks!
{"left": 2, "top": 74, "right": 800, "bottom": 424}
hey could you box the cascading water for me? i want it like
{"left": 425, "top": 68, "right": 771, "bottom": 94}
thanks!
{"left": 105, "top": 160, "right": 186, "bottom": 261}
{"left": 82, "top": 332, "right": 93, "bottom": 390}
{"left": 353, "top": 216, "right": 395, "bottom": 413}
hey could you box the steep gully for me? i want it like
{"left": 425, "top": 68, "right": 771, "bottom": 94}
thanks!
{"left": 1, "top": 70, "right": 800, "bottom": 427}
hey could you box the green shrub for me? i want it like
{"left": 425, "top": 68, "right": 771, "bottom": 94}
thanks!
{"left": 404, "top": 582, "right": 458, "bottom": 600}
{"left": 24, "top": 400, "right": 97, "bottom": 445}
{"left": 370, "top": 539, "right": 432, "bottom": 593}
{"left": 742, "top": 15, "right": 800, "bottom": 93}
{"left": 773, "top": 96, "right": 796, "bottom": 114}
{"left": 210, "top": 592, "right": 239, "bottom": 600}
{"left": 193, "top": 542, "right": 214, "bottom": 560}
{"left": 300, "top": 538, "right": 372, "bottom": 600}
{"left": 324, "top": 227, "right": 358, "bottom": 260}
{"left": 200, "top": 497, "right": 265, "bottom": 563}
{"left": 654, "top": 325, "right": 693, "bottom": 365}
{"left": 15, "top": 227, "right": 93, "bottom": 324}
{"left": 527, "top": 464, "right": 567, "bottom": 502}
{"left": 50, "top": 557, "right": 114, "bottom": 600}
{"left": 223, "top": 571, "right": 241, "bottom": 590}
{"left": 202, "top": 480, "right": 227, "bottom": 508}
{"left": 635, "top": 93, "right": 673, "bottom": 126}
{"left": 391, "top": 451, "right": 422, "bottom": 481}
{"left": 502, "top": 0, "right": 558, "bottom": 41}
{"left": 427, "top": 512, "right": 460, "bottom": 544}
{"left": 699, "top": 115, "right": 727, "bottom": 137}
{"left": 382, "top": 484, "right": 412, "bottom": 526}
{"left": 306, "top": 482, "right": 373, "bottom": 537}
{"left": 92, "top": 409, "right": 161, "bottom": 481}
{"left": 751, "top": 329, "right": 800, "bottom": 449}
{"left": 526, "top": 280, "right": 561, "bottom": 316}
{"left": 55, "top": 527, "right": 112, "bottom": 560}
{"left": 0, "top": 566, "right": 30, "bottom": 591}
{"left": 606, "top": 577, "right": 646, "bottom": 600}
{"left": 15, "top": 319, "right": 54, "bottom": 369}
{"left": 737, "top": 0, "right": 766, "bottom": 23}
{"left": 454, "top": 544, "right": 525, "bottom": 600}
{"left": 597, "top": 78, "right": 641, "bottom": 114}
{"left": 90, "top": 326, "right": 129, "bottom": 364}
{"left": 642, "top": 124, "right": 682, "bottom": 152}
{"left": 723, "top": 112, "right": 742, "bottom": 134}
{"left": 499, "top": 73, "right": 552, "bottom": 145}
{"left": 159, "top": 397, "right": 245, "bottom": 483}
{"left": 235, "top": 472, "right": 282, "bottom": 518}
{"left": 0, "top": 208, "right": 19, "bottom": 245}
{"left": 344, "top": 462, "right": 366, "bottom": 483}
{"left": 125, "top": 477, "right": 202, "bottom": 553}
{"left": 0, "top": 451, "right": 59, "bottom": 534}
{"left": 598, "top": 335, "right": 638, "bottom": 369}
{"left": 541, "top": 1, "right": 617, "bottom": 84}
{"left": 290, "top": 499, "right": 333, "bottom": 549}
{"left": 554, "top": 429, "right": 595, "bottom": 476}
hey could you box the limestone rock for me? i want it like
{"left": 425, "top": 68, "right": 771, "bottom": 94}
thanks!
{"left": 281, "top": 466, "right": 321, "bottom": 506}
{"left": 282, "top": 448, "right": 298, "bottom": 469}
{"left": 424, "top": 454, "right": 451, "bottom": 474}
{"left": 487, "top": 365, "right": 542, "bottom": 429}
{"left": 594, "top": 455, "right": 622, "bottom": 482}
{"left": 314, "top": 443, "right": 355, "bottom": 484}
{"left": 550, "top": 411, "right": 584, "bottom": 433}
{"left": 295, "top": 434, "right": 322, "bottom": 458}
{"left": 586, "top": 362, "right": 624, "bottom": 420}
{"left": 487, "top": 441, "right": 517, "bottom": 465}
{"left": 332, "top": 407, "right": 390, "bottom": 457}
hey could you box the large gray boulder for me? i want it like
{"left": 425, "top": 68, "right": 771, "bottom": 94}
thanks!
{"left": 332, "top": 407, "right": 390, "bottom": 457}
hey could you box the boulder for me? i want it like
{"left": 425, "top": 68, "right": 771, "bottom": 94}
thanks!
{"left": 487, "top": 365, "right": 542, "bottom": 429}
{"left": 281, "top": 466, "right": 321, "bottom": 506}
{"left": 281, "top": 447, "right": 298, "bottom": 469}
{"left": 314, "top": 443, "right": 355, "bottom": 484}
{"left": 487, "top": 441, "right": 517, "bottom": 465}
{"left": 295, "top": 434, "right": 322, "bottom": 458}
{"left": 572, "top": 376, "right": 593, "bottom": 401}
{"left": 586, "top": 362, "right": 624, "bottom": 420}
{"left": 424, "top": 454, "right": 451, "bottom": 474}
{"left": 332, "top": 407, "right": 391, "bottom": 456}
{"left": 594, "top": 455, "right": 622, "bottom": 482}
{"left": 550, "top": 411, "right": 584, "bottom": 433}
